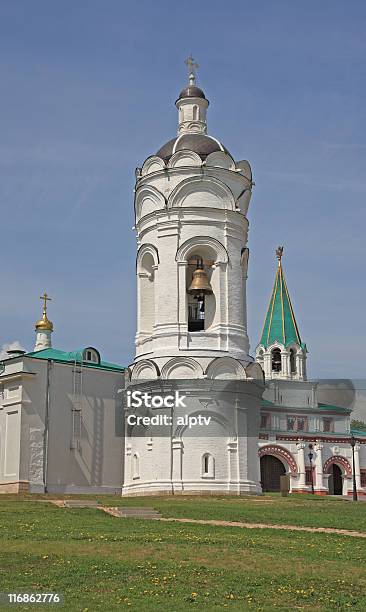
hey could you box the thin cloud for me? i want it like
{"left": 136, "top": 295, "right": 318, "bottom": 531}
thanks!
{"left": 0, "top": 340, "right": 25, "bottom": 360}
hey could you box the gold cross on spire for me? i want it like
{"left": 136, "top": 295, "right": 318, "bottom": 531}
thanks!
{"left": 40, "top": 292, "right": 51, "bottom": 315}
{"left": 185, "top": 55, "right": 199, "bottom": 85}
{"left": 276, "top": 246, "right": 284, "bottom": 265}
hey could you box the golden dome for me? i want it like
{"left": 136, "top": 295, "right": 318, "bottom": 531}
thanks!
{"left": 35, "top": 292, "right": 53, "bottom": 332}
{"left": 35, "top": 313, "right": 53, "bottom": 332}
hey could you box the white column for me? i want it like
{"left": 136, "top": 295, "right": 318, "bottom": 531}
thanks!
{"left": 172, "top": 438, "right": 183, "bottom": 492}
{"left": 227, "top": 439, "right": 239, "bottom": 488}
{"left": 263, "top": 352, "right": 271, "bottom": 379}
{"left": 296, "top": 442, "right": 306, "bottom": 489}
{"left": 354, "top": 444, "right": 361, "bottom": 490}
{"left": 281, "top": 351, "right": 290, "bottom": 378}
{"left": 125, "top": 444, "right": 132, "bottom": 485}
{"left": 314, "top": 441, "right": 326, "bottom": 493}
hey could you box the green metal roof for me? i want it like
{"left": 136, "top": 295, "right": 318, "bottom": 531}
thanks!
{"left": 25, "top": 348, "right": 125, "bottom": 372}
{"left": 259, "top": 255, "right": 304, "bottom": 349}
{"left": 261, "top": 398, "right": 351, "bottom": 414}
{"left": 350, "top": 428, "right": 366, "bottom": 438}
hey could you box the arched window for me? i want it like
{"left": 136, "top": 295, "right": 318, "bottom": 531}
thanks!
{"left": 193, "top": 105, "right": 199, "bottom": 120}
{"left": 202, "top": 453, "right": 215, "bottom": 478}
{"left": 83, "top": 348, "right": 100, "bottom": 364}
{"left": 290, "top": 349, "right": 296, "bottom": 374}
{"left": 187, "top": 255, "right": 214, "bottom": 332}
{"left": 133, "top": 453, "right": 140, "bottom": 480}
{"left": 271, "top": 348, "right": 282, "bottom": 372}
{"left": 139, "top": 253, "right": 155, "bottom": 336}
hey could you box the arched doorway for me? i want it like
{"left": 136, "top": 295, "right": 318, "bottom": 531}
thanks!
{"left": 328, "top": 464, "right": 343, "bottom": 495}
{"left": 260, "top": 455, "right": 286, "bottom": 492}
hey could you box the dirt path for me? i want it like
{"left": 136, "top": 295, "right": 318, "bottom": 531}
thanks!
{"left": 160, "top": 517, "right": 366, "bottom": 538}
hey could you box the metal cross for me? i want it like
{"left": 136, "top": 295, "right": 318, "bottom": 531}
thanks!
{"left": 276, "top": 246, "right": 284, "bottom": 261}
{"left": 185, "top": 55, "right": 199, "bottom": 78}
{"left": 40, "top": 292, "right": 51, "bottom": 313}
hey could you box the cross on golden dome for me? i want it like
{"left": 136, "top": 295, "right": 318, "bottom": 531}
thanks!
{"left": 35, "top": 292, "right": 53, "bottom": 332}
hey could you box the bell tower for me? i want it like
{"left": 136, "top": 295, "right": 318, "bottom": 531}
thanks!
{"left": 130, "top": 61, "right": 258, "bottom": 382}
{"left": 255, "top": 247, "right": 307, "bottom": 381}
{"left": 123, "top": 63, "right": 263, "bottom": 498}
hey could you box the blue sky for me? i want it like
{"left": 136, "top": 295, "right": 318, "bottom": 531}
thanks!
{"left": 0, "top": 1, "right": 365, "bottom": 377}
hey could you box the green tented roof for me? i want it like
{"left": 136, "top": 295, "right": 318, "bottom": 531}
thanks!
{"left": 25, "top": 348, "right": 125, "bottom": 372}
{"left": 259, "top": 258, "right": 304, "bottom": 349}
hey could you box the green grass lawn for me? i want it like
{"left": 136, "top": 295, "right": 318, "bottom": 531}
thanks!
{"left": 0, "top": 496, "right": 365, "bottom": 611}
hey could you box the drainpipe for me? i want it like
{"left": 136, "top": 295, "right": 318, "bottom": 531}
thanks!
{"left": 43, "top": 359, "right": 52, "bottom": 493}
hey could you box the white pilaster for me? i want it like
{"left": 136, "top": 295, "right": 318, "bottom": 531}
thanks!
{"left": 296, "top": 442, "right": 307, "bottom": 489}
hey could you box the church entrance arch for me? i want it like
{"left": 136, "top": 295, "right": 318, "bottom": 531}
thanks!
{"left": 328, "top": 464, "right": 343, "bottom": 496}
{"left": 260, "top": 455, "right": 286, "bottom": 492}
{"left": 323, "top": 456, "right": 351, "bottom": 496}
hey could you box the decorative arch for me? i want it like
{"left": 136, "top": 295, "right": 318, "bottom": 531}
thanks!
{"left": 235, "top": 159, "right": 252, "bottom": 181}
{"left": 205, "top": 151, "right": 235, "bottom": 170}
{"left": 168, "top": 150, "right": 202, "bottom": 168}
{"left": 258, "top": 444, "right": 297, "bottom": 475}
{"left": 245, "top": 362, "right": 264, "bottom": 381}
{"left": 168, "top": 176, "right": 236, "bottom": 211}
{"left": 205, "top": 356, "right": 246, "bottom": 380}
{"left": 141, "top": 155, "right": 166, "bottom": 176}
{"left": 135, "top": 185, "right": 166, "bottom": 221}
{"left": 161, "top": 357, "right": 203, "bottom": 380}
{"left": 175, "top": 236, "right": 228, "bottom": 264}
{"left": 174, "top": 409, "right": 233, "bottom": 438}
{"left": 136, "top": 243, "right": 159, "bottom": 273}
{"left": 130, "top": 359, "right": 160, "bottom": 380}
{"left": 323, "top": 456, "right": 352, "bottom": 477}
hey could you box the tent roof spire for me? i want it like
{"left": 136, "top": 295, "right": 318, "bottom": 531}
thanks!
{"left": 259, "top": 247, "right": 303, "bottom": 348}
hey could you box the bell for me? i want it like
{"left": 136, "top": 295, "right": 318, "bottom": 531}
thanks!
{"left": 188, "top": 259, "right": 213, "bottom": 296}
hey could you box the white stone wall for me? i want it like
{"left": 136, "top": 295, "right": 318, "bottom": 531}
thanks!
{"left": 133, "top": 156, "right": 253, "bottom": 373}
{"left": 0, "top": 356, "right": 125, "bottom": 494}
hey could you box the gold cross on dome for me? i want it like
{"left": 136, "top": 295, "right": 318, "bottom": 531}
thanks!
{"left": 185, "top": 55, "right": 199, "bottom": 82}
{"left": 40, "top": 292, "right": 51, "bottom": 314}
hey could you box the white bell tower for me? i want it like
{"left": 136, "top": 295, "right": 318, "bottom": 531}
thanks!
{"left": 131, "top": 60, "right": 258, "bottom": 382}
{"left": 123, "top": 62, "right": 263, "bottom": 498}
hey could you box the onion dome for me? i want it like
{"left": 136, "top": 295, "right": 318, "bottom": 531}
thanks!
{"left": 177, "top": 84, "right": 206, "bottom": 101}
{"left": 35, "top": 293, "right": 53, "bottom": 332}
{"left": 35, "top": 312, "right": 53, "bottom": 332}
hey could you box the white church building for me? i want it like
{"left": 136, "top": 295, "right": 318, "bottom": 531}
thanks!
{"left": 0, "top": 64, "right": 365, "bottom": 496}
{"left": 255, "top": 249, "right": 366, "bottom": 495}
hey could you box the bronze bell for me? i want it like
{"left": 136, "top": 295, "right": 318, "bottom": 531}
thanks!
{"left": 188, "top": 259, "right": 213, "bottom": 297}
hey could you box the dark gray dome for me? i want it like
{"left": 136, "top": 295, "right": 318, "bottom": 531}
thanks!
{"left": 156, "top": 134, "right": 230, "bottom": 161}
{"left": 178, "top": 85, "right": 206, "bottom": 100}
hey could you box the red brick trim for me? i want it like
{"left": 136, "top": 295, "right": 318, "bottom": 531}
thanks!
{"left": 259, "top": 444, "right": 297, "bottom": 475}
{"left": 323, "top": 456, "right": 352, "bottom": 477}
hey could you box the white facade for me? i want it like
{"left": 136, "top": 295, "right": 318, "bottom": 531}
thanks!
{"left": 258, "top": 380, "right": 366, "bottom": 496}
{"left": 255, "top": 252, "right": 366, "bottom": 496}
{"left": 0, "top": 349, "right": 124, "bottom": 494}
{"left": 123, "top": 73, "right": 264, "bottom": 496}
